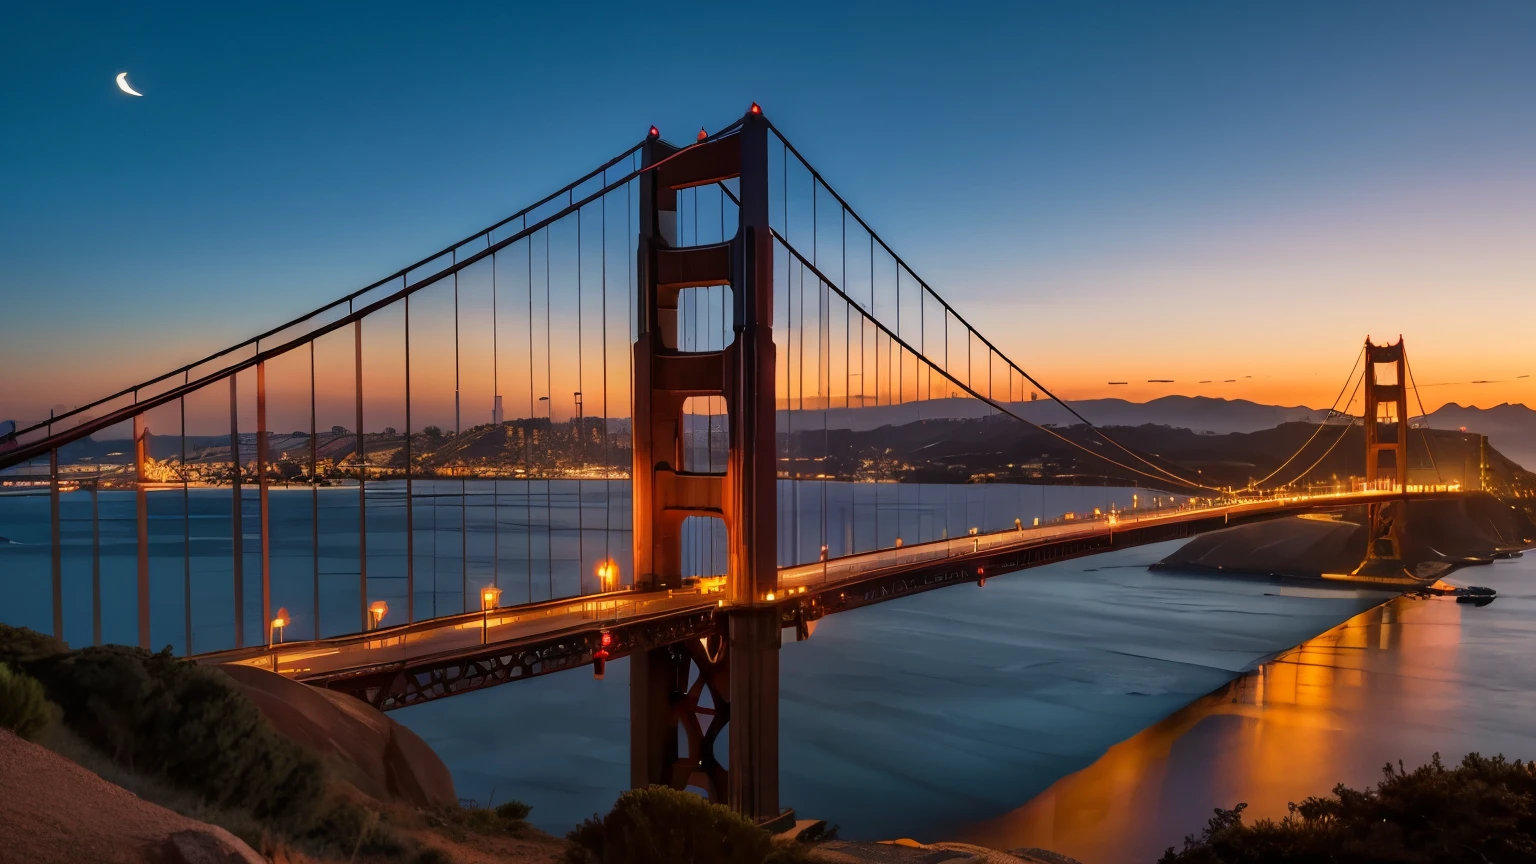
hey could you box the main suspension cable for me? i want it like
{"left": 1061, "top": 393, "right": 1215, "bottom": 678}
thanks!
{"left": 1251, "top": 345, "right": 1365, "bottom": 490}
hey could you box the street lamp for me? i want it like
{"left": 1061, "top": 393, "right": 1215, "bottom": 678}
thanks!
{"left": 367, "top": 600, "right": 388, "bottom": 630}
{"left": 269, "top": 607, "right": 289, "bottom": 645}
{"left": 596, "top": 559, "right": 617, "bottom": 592}
{"left": 481, "top": 585, "right": 502, "bottom": 644}
{"left": 481, "top": 585, "right": 502, "bottom": 611}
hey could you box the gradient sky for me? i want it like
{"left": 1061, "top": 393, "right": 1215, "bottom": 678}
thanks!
{"left": 2, "top": 1, "right": 1534, "bottom": 427}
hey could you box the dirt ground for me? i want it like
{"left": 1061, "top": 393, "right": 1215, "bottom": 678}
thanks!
{"left": 0, "top": 727, "right": 263, "bottom": 864}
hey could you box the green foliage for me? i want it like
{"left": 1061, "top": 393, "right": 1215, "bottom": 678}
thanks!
{"left": 1159, "top": 752, "right": 1536, "bottom": 864}
{"left": 0, "top": 663, "right": 51, "bottom": 740}
{"left": 495, "top": 799, "right": 533, "bottom": 821}
{"left": 429, "top": 800, "right": 533, "bottom": 842}
{"left": 565, "top": 785, "right": 786, "bottom": 864}
{"left": 308, "top": 797, "right": 402, "bottom": 855}
{"left": 34, "top": 644, "right": 324, "bottom": 823}
{"left": 0, "top": 623, "right": 68, "bottom": 669}
{"left": 0, "top": 626, "right": 400, "bottom": 855}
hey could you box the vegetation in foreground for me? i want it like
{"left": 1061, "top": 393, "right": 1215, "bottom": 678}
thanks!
{"left": 0, "top": 661, "right": 50, "bottom": 740}
{"left": 565, "top": 785, "right": 820, "bottom": 864}
{"left": 0, "top": 624, "right": 556, "bottom": 862}
{"left": 1161, "top": 752, "right": 1536, "bottom": 863}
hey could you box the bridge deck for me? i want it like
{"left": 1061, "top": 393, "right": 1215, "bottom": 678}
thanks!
{"left": 195, "top": 489, "right": 1453, "bottom": 708}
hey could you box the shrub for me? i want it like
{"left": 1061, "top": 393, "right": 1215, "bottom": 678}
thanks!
{"left": 430, "top": 800, "right": 533, "bottom": 841}
{"left": 34, "top": 644, "right": 324, "bottom": 826}
{"left": 565, "top": 786, "right": 779, "bottom": 864}
{"left": 495, "top": 799, "right": 533, "bottom": 821}
{"left": 0, "top": 624, "right": 68, "bottom": 669}
{"left": 0, "top": 663, "right": 51, "bottom": 739}
{"left": 310, "top": 799, "right": 402, "bottom": 856}
{"left": 1159, "top": 752, "right": 1536, "bottom": 863}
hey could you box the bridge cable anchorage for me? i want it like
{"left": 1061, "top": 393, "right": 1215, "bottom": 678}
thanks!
{"left": 755, "top": 120, "right": 1218, "bottom": 493}
{"left": 1249, "top": 344, "right": 1366, "bottom": 490}
{"left": 1404, "top": 352, "right": 1444, "bottom": 485}
{"left": 769, "top": 230, "right": 1214, "bottom": 492}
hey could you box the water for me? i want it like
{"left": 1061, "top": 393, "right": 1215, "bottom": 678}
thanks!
{"left": 0, "top": 479, "right": 1153, "bottom": 653}
{"left": 389, "top": 542, "right": 1401, "bottom": 838}
{"left": 958, "top": 552, "right": 1536, "bottom": 863}
{"left": 11, "top": 478, "right": 1508, "bottom": 854}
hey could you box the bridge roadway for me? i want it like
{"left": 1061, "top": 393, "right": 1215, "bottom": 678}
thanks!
{"left": 197, "top": 488, "right": 1458, "bottom": 710}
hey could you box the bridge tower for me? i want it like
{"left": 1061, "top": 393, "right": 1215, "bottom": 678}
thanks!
{"left": 630, "top": 108, "right": 783, "bottom": 822}
{"left": 1362, "top": 337, "right": 1409, "bottom": 562}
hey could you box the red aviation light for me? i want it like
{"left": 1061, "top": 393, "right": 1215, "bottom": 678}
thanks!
{"left": 697, "top": 127, "right": 708, "bottom": 141}
{"left": 749, "top": 102, "right": 762, "bottom": 115}
{"left": 594, "top": 630, "right": 613, "bottom": 679}
{"left": 648, "top": 125, "right": 660, "bottom": 138}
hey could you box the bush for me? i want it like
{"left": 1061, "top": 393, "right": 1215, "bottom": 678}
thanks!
{"left": 1159, "top": 752, "right": 1536, "bottom": 863}
{"left": 0, "top": 624, "right": 68, "bottom": 669}
{"left": 33, "top": 644, "right": 324, "bottom": 826}
{"left": 495, "top": 799, "right": 533, "bottom": 821}
{"left": 0, "top": 663, "right": 51, "bottom": 739}
{"left": 565, "top": 786, "right": 781, "bottom": 864}
{"left": 429, "top": 800, "right": 533, "bottom": 841}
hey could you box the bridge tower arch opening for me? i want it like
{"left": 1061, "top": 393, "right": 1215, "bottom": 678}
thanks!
{"left": 630, "top": 109, "right": 783, "bottom": 822}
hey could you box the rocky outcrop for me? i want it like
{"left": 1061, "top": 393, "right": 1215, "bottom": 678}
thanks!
{"left": 218, "top": 664, "right": 456, "bottom": 810}
{"left": 1152, "top": 492, "right": 1535, "bottom": 582}
{"left": 0, "top": 728, "right": 264, "bottom": 864}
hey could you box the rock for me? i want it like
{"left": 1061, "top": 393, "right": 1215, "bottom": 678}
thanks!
{"left": 218, "top": 663, "right": 456, "bottom": 809}
{"left": 153, "top": 829, "right": 267, "bottom": 864}
{"left": 1152, "top": 493, "right": 1536, "bottom": 581}
{"left": 0, "top": 728, "right": 266, "bottom": 864}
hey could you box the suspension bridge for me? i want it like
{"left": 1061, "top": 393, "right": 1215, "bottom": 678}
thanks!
{"left": 0, "top": 105, "right": 1467, "bottom": 824}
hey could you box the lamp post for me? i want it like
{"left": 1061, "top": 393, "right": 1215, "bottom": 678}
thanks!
{"left": 367, "top": 600, "right": 388, "bottom": 630}
{"left": 269, "top": 607, "right": 289, "bottom": 645}
{"left": 480, "top": 585, "right": 501, "bottom": 644}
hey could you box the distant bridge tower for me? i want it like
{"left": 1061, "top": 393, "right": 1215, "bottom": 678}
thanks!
{"left": 1362, "top": 337, "right": 1409, "bottom": 563}
{"left": 630, "top": 108, "right": 782, "bottom": 822}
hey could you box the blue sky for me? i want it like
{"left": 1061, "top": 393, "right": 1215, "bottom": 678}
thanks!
{"left": 2, "top": 1, "right": 1534, "bottom": 420}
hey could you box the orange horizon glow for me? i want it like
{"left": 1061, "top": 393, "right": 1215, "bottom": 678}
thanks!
{"left": 5, "top": 335, "right": 1530, "bottom": 440}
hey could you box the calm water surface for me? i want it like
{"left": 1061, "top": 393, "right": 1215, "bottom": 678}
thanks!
{"left": 391, "top": 542, "right": 1410, "bottom": 839}
{"left": 957, "top": 553, "right": 1536, "bottom": 862}
{"left": 5, "top": 479, "right": 1527, "bottom": 857}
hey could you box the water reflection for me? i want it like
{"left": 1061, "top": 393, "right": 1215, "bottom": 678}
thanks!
{"left": 959, "top": 574, "right": 1518, "bottom": 863}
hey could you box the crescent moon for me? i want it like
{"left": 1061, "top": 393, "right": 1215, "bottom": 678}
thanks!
{"left": 116, "top": 72, "right": 143, "bottom": 97}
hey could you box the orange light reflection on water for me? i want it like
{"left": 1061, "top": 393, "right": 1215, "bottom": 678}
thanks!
{"left": 960, "top": 596, "right": 1464, "bottom": 863}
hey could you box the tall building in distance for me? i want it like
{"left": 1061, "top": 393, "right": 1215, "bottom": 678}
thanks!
{"left": 493, "top": 395, "right": 504, "bottom": 426}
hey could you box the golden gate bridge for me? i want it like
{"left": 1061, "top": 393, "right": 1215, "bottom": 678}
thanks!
{"left": 0, "top": 104, "right": 1462, "bottom": 825}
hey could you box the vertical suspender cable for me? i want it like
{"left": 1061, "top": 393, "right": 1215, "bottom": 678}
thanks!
{"left": 310, "top": 341, "right": 318, "bottom": 638}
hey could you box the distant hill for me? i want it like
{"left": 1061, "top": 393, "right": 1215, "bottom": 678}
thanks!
{"left": 1414, "top": 403, "right": 1536, "bottom": 472}
{"left": 781, "top": 395, "right": 1328, "bottom": 435}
